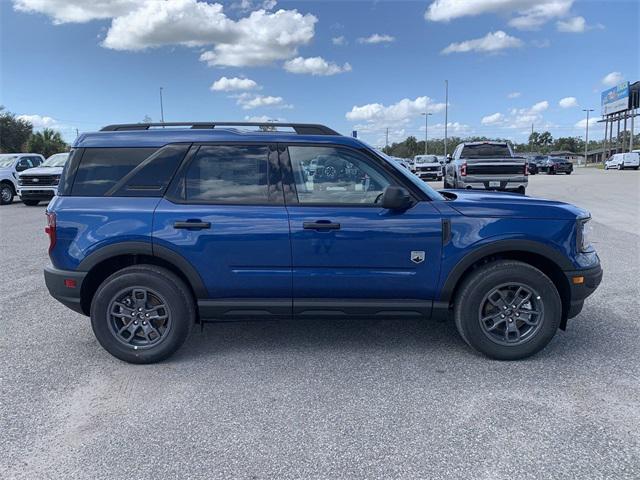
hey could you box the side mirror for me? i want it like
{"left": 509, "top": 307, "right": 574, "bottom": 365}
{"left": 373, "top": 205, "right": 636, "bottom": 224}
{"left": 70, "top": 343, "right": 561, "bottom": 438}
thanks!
{"left": 381, "top": 186, "right": 412, "bottom": 211}
{"left": 446, "top": 154, "right": 453, "bottom": 163}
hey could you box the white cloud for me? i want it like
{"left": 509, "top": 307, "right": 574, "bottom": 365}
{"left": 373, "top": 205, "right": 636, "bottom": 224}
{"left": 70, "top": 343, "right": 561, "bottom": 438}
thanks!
{"left": 99, "top": 2, "right": 317, "bottom": 67}
{"left": 559, "top": 96, "right": 578, "bottom": 108}
{"left": 602, "top": 71, "right": 624, "bottom": 87}
{"left": 332, "top": 35, "right": 347, "bottom": 46}
{"left": 575, "top": 117, "right": 599, "bottom": 129}
{"left": 507, "top": 92, "right": 522, "bottom": 99}
{"left": 441, "top": 31, "right": 522, "bottom": 54}
{"left": 357, "top": 33, "right": 395, "bottom": 44}
{"left": 210, "top": 76, "right": 259, "bottom": 91}
{"left": 346, "top": 96, "right": 447, "bottom": 131}
{"left": 528, "top": 101, "right": 549, "bottom": 113}
{"left": 531, "top": 38, "right": 551, "bottom": 48}
{"left": 13, "top": 0, "right": 138, "bottom": 24}
{"left": 425, "top": 0, "right": 573, "bottom": 30}
{"left": 284, "top": 56, "right": 351, "bottom": 76}
{"left": 481, "top": 112, "right": 505, "bottom": 125}
{"left": 235, "top": 93, "right": 290, "bottom": 110}
{"left": 16, "top": 1, "right": 316, "bottom": 68}
{"left": 16, "top": 114, "right": 59, "bottom": 129}
{"left": 556, "top": 16, "right": 586, "bottom": 33}
{"left": 244, "top": 115, "right": 286, "bottom": 123}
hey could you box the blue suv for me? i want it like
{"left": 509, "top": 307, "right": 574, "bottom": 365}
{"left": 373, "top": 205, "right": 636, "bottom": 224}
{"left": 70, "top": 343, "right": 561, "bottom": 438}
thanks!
{"left": 44, "top": 122, "right": 602, "bottom": 363}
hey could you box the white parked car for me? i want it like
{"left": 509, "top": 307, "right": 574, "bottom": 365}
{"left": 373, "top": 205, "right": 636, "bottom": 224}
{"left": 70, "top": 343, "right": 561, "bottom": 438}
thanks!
{"left": 0, "top": 153, "right": 45, "bottom": 205}
{"left": 605, "top": 152, "right": 639, "bottom": 170}
{"left": 17, "top": 152, "right": 70, "bottom": 206}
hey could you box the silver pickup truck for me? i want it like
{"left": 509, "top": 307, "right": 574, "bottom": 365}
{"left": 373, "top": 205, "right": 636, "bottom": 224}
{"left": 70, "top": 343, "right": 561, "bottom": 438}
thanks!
{"left": 443, "top": 141, "right": 528, "bottom": 194}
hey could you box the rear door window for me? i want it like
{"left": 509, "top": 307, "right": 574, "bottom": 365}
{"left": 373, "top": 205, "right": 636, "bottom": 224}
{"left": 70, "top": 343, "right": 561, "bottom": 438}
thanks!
{"left": 180, "top": 145, "right": 281, "bottom": 204}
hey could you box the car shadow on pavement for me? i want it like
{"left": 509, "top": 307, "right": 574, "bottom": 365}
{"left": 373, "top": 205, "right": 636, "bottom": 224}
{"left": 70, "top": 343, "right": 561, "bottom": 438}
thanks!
{"left": 173, "top": 316, "right": 466, "bottom": 361}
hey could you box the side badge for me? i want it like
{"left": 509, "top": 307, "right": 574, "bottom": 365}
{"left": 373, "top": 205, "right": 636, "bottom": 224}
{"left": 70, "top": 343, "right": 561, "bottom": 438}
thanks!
{"left": 411, "top": 251, "right": 425, "bottom": 264}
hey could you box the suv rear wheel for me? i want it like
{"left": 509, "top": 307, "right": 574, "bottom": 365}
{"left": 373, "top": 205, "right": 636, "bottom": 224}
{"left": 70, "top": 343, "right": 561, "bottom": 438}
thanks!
{"left": 90, "top": 265, "right": 194, "bottom": 364}
{"left": 454, "top": 260, "right": 561, "bottom": 360}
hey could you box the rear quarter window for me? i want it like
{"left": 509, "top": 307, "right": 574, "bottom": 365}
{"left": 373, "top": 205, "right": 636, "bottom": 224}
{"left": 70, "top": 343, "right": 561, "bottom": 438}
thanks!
{"left": 69, "top": 146, "right": 190, "bottom": 197}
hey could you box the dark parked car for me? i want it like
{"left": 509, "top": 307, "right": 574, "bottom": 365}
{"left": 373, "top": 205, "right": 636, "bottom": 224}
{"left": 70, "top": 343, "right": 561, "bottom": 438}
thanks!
{"left": 45, "top": 121, "right": 601, "bottom": 364}
{"left": 545, "top": 157, "right": 573, "bottom": 175}
{"left": 527, "top": 156, "right": 548, "bottom": 175}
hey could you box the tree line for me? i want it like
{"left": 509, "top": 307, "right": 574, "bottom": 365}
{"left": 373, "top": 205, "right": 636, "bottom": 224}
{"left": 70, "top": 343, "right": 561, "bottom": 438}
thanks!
{"left": 382, "top": 131, "right": 638, "bottom": 159}
{"left": 0, "top": 107, "right": 68, "bottom": 158}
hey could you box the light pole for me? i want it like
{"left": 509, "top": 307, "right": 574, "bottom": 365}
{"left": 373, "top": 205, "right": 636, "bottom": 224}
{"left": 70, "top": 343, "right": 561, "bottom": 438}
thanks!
{"left": 444, "top": 80, "right": 449, "bottom": 157}
{"left": 159, "top": 87, "right": 165, "bottom": 124}
{"left": 421, "top": 112, "right": 432, "bottom": 154}
{"left": 582, "top": 108, "right": 594, "bottom": 166}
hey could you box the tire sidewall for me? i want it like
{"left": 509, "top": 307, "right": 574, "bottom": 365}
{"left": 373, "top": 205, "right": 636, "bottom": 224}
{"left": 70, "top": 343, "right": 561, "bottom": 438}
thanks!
{"left": 455, "top": 262, "right": 561, "bottom": 360}
{"left": 0, "top": 184, "right": 14, "bottom": 205}
{"left": 91, "top": 267, "right": 193, "bottom": 363}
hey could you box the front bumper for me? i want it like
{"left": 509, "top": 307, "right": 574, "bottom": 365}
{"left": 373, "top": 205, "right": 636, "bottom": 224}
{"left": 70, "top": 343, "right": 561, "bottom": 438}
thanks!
{"left": 44, "top": 266, "right": 87, "bottom": 315}
{"left": 418, "top": 171, "right": 443, "bottom": 181}
{"left": 18, "top": 187, "right": 57, "bottom": 200}
{"left": 564, "top": 263, "right": 603, "bottom": 319}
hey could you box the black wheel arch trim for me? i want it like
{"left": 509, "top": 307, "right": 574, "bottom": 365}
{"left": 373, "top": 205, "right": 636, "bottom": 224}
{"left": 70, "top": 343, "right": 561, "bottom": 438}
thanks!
{"left": 439, "top": 239, "right": 574, "bottom": 303}
{"left": 77, "top": 241, "right": 208, "bottom": 298}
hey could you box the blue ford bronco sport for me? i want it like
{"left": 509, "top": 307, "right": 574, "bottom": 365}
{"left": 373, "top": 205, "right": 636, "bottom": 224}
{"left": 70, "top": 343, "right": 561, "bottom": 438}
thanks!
{"left": 44, "top": 122, "right": 602, "bottom": 364}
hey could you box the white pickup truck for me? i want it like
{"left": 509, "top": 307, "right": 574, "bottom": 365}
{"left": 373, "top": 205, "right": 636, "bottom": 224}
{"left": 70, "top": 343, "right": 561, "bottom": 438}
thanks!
{"left": 0, "top": 153, "right": 45, "bottom": 205}
{"left": 17, "top": 152, "right": 70, "bottom": 206}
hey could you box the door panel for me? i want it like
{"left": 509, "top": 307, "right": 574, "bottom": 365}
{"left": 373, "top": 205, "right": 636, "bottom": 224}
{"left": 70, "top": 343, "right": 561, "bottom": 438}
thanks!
{"left": 152, "top": 144, "right": 292, "bottom": 313}
{"left": 282, "top": 144, "right": 443, "bottom": 314}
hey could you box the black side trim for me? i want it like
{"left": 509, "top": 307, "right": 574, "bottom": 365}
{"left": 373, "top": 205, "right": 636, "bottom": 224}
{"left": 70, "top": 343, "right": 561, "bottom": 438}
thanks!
{"left": 294, "top": 299, "right": 432, "bottom": 318}
{"left": 198, "top": 299, "right": 292, "bottom": 320}
{"left": 44, "top": 266, "right": 87, "bottom": 315}
{"left": 76, "top": 241, "right": 208, "bottom": 299}
{"left": 439, "top": 239, "right": 575, "bottom": 302}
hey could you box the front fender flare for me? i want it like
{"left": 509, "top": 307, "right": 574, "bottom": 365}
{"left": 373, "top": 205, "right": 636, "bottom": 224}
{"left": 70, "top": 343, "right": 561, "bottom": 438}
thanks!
{"left": 438, "top": 239, "right": 573, "bottom": 303}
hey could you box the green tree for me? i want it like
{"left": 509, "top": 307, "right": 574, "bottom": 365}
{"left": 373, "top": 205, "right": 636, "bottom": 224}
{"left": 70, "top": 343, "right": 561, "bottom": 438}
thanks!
{"left": 0, "top": 107, "right": 33, "bottom": 152}
{"left": 26, "top": 128, "right": 68, "bottom": 158}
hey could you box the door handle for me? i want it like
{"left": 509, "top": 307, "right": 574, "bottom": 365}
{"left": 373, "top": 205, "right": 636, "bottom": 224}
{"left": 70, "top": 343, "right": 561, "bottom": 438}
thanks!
{"left": 173, "top": 220, "right": 211, "bottom": 230}
{"left": 303, "top": 221, "right": 341, "bottom": 231}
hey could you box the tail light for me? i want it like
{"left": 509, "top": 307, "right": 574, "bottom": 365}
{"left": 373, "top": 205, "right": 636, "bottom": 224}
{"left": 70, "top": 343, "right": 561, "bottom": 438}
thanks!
{"left": 45, "top": 212, "right": 56, "bottom": 253}
{"left": 524, "top": 163, "right": 529, "bottom": 176}
{"left": 460, "top": 162, "right": 467, "bottom": 176}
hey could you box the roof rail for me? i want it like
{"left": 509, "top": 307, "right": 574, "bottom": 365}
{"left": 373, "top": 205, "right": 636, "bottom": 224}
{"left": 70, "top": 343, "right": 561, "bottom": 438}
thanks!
{"left": 100, "top": 122, "right": 341, "bottom": 136}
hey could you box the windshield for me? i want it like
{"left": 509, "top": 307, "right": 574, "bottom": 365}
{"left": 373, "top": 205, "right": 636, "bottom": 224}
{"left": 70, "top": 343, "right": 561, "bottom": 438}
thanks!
{"left": 460, "top": 144, "right": 511, "bottom": 159}
{"left": 374, "top": 148, "right": 444, "bottom": 201}
{"left": 415, "top": 155, "right": 438, "bottom": 163}
{"left": 41, "top": 153, "right": 69, "bottom": 167}
{"left": 0, "top": 155, "right": 18, "bottom": 168}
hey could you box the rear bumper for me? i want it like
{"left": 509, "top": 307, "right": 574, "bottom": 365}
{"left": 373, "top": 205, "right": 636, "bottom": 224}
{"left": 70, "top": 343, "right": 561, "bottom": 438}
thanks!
{"left": 44, "top": 266, "right": 87, "bottom": 315}
{"left": 418, "top": 171, "right": 442, "bottom": 180}
{"left": 458, "top": 175, "right": 528, "bottom": 190}
{"left": 564, "top": 263, "right": 603, "bottom": 319}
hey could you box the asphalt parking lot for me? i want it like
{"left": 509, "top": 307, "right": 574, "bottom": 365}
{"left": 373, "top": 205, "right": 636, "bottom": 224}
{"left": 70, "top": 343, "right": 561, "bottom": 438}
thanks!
{"left": 1, "top": 167, "right": 638, "bottom": 479}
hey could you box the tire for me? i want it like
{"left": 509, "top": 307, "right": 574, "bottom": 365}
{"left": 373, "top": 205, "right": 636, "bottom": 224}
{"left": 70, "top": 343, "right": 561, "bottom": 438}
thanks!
{"left": 515, "top": 186, "right": 526, "bottom": 195}
{"left": 0, "top": 183, "right": 14, "bottom": 205}
{"left": 90, "top": 265, "right": 194, "bottom": 364}
{"left": 454, "top": 260, "right": 561, "bottom": 360}
{"left": 617, "top": 163, "right": 622, "bottom": 170}
{"left": 634, "top": 166, "right": 639, "bottom": 170}
{"left": 566, "top": 171, "right": 572, "bottom": 175}
{"left": 22, "top": 199, "right": 40, "bottom": 206}
{"left": 443, "top": 178, "right": 451, "bottom": 188}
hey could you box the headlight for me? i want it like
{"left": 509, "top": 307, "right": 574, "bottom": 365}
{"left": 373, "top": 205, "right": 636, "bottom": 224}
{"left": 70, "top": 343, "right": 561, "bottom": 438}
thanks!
{"left": 17, "top": 177, "right": 23, "bottom": 185}
{"left": 577, "top": 216, "right": 593, "bottom": 252}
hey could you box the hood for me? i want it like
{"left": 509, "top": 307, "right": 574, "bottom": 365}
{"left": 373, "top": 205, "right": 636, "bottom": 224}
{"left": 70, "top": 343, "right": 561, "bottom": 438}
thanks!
{"left": 441, "top": 189, "right": 588, "bottom": 220}
{"left": 19, "top": 166, "right": 64, "bottom": 176}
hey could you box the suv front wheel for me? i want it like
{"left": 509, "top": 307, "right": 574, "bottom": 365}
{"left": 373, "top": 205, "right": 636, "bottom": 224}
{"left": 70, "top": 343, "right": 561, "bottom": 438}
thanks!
{"left": 0, "top": 183, "right": 14, "bottom": 205}
{"left": 91, "top": 265, "right": 194, "bottom": 364}
{"left": 454, "top": 260, "right": 561, "bottom": 360}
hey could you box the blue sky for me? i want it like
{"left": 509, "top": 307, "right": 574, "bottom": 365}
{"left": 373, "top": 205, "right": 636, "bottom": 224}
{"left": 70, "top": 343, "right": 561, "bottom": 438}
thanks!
{"left": 1, "top": 0, "right": 638, "bottom": 146}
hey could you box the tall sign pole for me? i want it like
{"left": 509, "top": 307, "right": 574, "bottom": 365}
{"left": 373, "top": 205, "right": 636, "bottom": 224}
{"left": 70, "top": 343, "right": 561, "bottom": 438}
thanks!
{"left": 422, "top": 112, "right": 432, "bottom": 154}
{"left": 582, "top": 109, "right": 593, "bottom": 166}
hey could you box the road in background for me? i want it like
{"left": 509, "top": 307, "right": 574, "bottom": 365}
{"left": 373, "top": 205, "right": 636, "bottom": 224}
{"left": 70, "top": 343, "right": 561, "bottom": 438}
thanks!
{"left": 1, "top": 169, "right": 638, "bottom": 479}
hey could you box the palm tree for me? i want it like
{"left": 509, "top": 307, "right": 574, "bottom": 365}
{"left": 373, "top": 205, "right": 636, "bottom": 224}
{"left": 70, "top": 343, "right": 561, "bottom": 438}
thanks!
{"left": 26, "top": 128, "right": 68, "bottom": 158}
